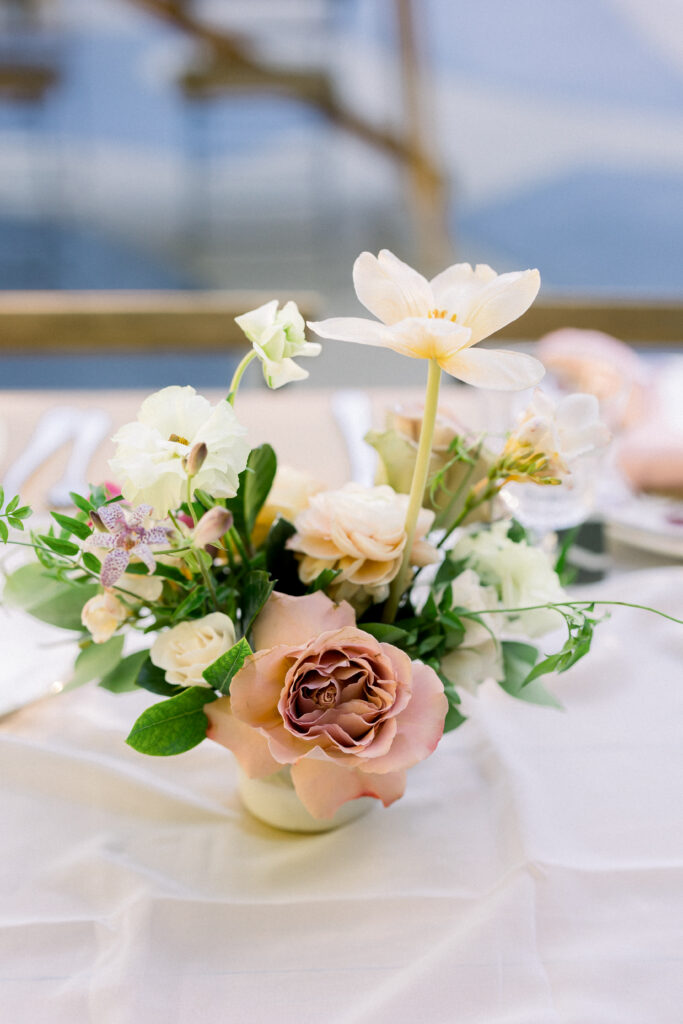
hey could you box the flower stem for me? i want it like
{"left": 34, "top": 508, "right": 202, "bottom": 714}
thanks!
{"left": 227, "top": 351, "right": 257, "bottom": 405}
{"left": 465, "top": 599, "right": 683, "bottom": 627}
{"left": 384, "top": 358, "right": 441, "bottom": 622}
{"left": 186, "top": 478, "right": 219, "bottom": 611}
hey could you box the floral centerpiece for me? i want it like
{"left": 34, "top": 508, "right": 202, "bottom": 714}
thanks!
{"left": 2, "top": 251, "right": 675, "bottom": 831}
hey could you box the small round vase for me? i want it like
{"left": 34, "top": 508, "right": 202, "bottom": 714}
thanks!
{"left": 237, "top": 767, "right": 374, "bottom": 834}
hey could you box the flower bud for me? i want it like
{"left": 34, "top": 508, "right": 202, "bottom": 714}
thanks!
{"left": 192, "top": 506, "right": 233, "bottom": 548}
{"left": 184, "top": 441, "right": 208, "bottom": 477}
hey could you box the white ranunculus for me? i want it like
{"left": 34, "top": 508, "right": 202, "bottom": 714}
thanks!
{"left": 510, "top": 390, "right": 611, "bottom": 477}
{"left": 309, "top": 250, "right": 544, "bottom": 391}
{"left": 81, "top": 591, "right": 128, "bottom": 644}
{"left": 450, "top": 521, "right": 567, "bottom": 637}
{"left": 235, "top": 300, "right": 321, "bottom": 388}
{"left": 150, "top": 612, "right": 236, "bottom": 688}
{"left": 286, "top": 483, "right": 437, "bottom": 606}
{"left": 440, "top": 569, "right": 504, "bottom": 693}
{"left": 109, "top": 386, "right": 250, "bottom": 516}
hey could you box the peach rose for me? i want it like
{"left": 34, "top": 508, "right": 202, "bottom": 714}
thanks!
{"left": 81, "top": 591, "right": 128, "bottom": 644}
{"left": 205, "top": 591, "right": 448, "bottom": 819}
{"left": 286, "top": 483, "right": 438, "bottom": 607}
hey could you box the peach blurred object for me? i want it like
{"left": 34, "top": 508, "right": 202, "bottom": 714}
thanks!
{"left": 537, "top": 328, "right": 650, "bottom": 429}
{"left": 617, "top": 435, "right": 683, "bottom": 498}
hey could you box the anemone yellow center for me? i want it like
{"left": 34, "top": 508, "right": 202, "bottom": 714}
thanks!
{"left": 428, "top": 309, "right": 457, "bottom": 321}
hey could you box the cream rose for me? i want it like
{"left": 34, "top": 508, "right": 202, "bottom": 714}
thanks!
{"left": 286, "top": 483, "right": 438, "bottom": 606}
{"left": 81, "top": 591, "right": 128, "bottom": 644}
{"left": 252, "top": 466, "right": 324, "bottom": 547}
{"left": 150, "top": 612, "right": 236, "bottom": 688}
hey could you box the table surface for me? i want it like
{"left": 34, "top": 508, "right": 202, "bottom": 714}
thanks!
{"left": 1, "top": 388, "right": 683, "bottom": 1023}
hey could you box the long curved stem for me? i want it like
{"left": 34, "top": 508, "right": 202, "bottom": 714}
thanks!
{"left": 384, "top": 358, "right": 441, "bottom": 622}
{"left": 228, "top": 351, "right": 257, "bottom": 405}
{"left": 462, "top": 600, "right": 683, "bottom": 627}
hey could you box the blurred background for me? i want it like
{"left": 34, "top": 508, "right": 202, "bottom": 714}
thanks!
{"left": 0, "top": 0, "right": 681, "bottom": 389}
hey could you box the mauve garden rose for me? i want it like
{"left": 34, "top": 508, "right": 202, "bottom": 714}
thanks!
{"left": 205, "top": 591, "right": 448, "bottom": 819}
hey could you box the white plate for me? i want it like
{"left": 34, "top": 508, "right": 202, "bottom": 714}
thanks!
{"left": 604, "top": 495, "right": 683, "bottom": 560}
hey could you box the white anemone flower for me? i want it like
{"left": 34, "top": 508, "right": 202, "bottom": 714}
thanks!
{"left": 109, "top": 386, "right": 250, "bottom": 516}
{"left": 235, "top": 299, "right": 321, "bottom": 388}
{"left": 510, "top": 390, "right": 611, "bottom": 478}
{"left": 308, "top": 250, "right": 544, "bottom": 391}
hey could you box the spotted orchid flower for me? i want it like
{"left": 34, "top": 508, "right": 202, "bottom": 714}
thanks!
{"left": 89, "top": 503, "right": 171, "bottom": 588}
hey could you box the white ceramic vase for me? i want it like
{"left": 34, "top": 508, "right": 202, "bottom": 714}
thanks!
{"left": 237, "top": 767, "right": 374, "bottom": 834}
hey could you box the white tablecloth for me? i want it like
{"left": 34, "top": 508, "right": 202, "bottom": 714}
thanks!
{"left": 2, "top": 569, "right": 683, "bottom": 1024}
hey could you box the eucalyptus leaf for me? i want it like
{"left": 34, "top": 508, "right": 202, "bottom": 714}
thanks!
{"left": 99, "top": 649, "right": 150, "bottom": 693}
{"left": 126, "top": 687, "right": 217, "bottom": 756}
{"left": 499, "top": 641, "right": 563, "bottom": 709}
{"left": 66, "top": 635, "right": 124, "bottom": 690}
{"left": 2, "top": 563, "right": 99, "bottom": 630}
{"left": 0, "top": 520, "right": 7, "bottom": 543}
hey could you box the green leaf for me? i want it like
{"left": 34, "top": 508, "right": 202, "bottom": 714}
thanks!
{"left": 443, "top": 702, "right": 467, "bottom": 732}
{"left": 12, "top": 506, "right": 32, "bottom": 521}
{"left": 170, "top": 585, "right": 207, "bottom": 623}
{"left": 70, "top": 492, "right": 93, "bottom": 515}
{"left": 499, "top": 641, "right": 563, "bottom": 709}
{"left": 125, "top": 560, "right": 187, "bottom": 584}
{"left": 99, "top": 649, "right": 150, "bottom": 693}
{"left": 5, "top": 494, "right": 19, "bottom": 514}
{"left": 135, "top": 656, "right": 186, "bottom": 697}
{"left": 2, "top": 563, "right": 99, "bottom": 630}
{"left": 434, "top": 556, "right": 468, "bottom": 589}
{"left": 39, "top": 534, "right": 80, "bottom": 557}
{"left": 241, "top": 569, "right": 274, "bottom": 640}
{"left": 0, "top": 485, "right": 4, "bottom": 508}
{"left": 51, "top": 511, "right": 92, "bottom": 541}
{"left": 82, "top": 551, "right": 102, "bottom": 574}
{"left": 126, "top": 687, "right": 217, "bottom": 756}
{"left": 507, "top": 519, "right": 529, "bottom": 544}
{"left": 66, "top": 635, "right": 124, "bottom": 690}
{"left": 0, "top": 520, "right": 8, "bottom": 543}
{"left": 307, "top": 568, "right": 341, "bottom": 593}
{"left": 437, "top": 670, "right": 466, "bottom": 733}
{"left": 202, "top": 637, "right": 252, "bottom": 694}
{"left": 361, "top": 622, "right": 409, "bottom": 645}
{"left": 88, "top": 484, "right": 109, "bottom": 507}
{"left": 193, "top": 488, "right": 216, "bottom": 510}
{"left": 243, "top": 444, "right": 277, "bottom": 534}
{"left": 226, "top": 444, "right": 277, "bottom": 536}
{"left": 7, "top": 517, "right": 24, "bottom": 531}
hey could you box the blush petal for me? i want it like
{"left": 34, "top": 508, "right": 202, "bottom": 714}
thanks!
{"left": 229, "top": 648, "right": 292, "bottom": 728}
{"left": 253, "top": 590, "right": 356, "bottom": 649}
{"left": 365, "top": 661, "right": 447, "bottom": 774}
{"left": 205, "top": 696, "right": 282, "bottom": 778}
{"left": 291, "top": 755, "right": 406, "bottom": 819}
